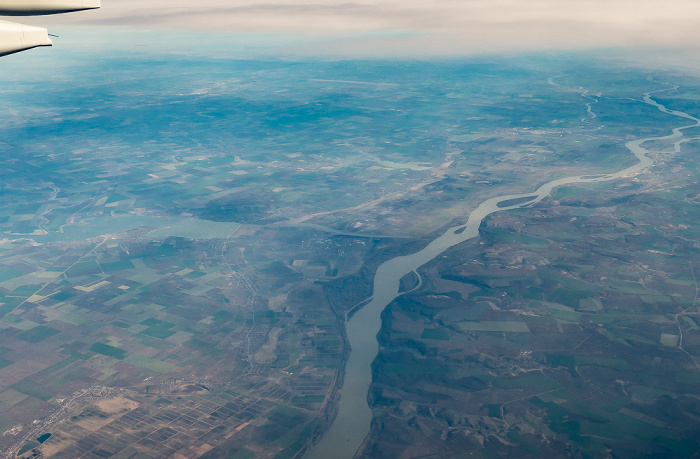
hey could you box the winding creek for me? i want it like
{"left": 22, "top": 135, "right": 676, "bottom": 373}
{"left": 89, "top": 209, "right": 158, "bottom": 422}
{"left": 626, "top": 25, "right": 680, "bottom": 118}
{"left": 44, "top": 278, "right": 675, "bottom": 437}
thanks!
{"left": 304, "top": 86, "right": 700, "bottom": 459}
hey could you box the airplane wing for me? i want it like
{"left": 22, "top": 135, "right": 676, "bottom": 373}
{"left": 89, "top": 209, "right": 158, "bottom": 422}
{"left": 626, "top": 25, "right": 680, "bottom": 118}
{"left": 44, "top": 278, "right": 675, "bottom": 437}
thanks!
{"left": 0, "top": 0, "right": 100, "bottom": 16}
{"left": 0, "top": 0, "right": 99, "bottom": 57}
{"left": 0, "top": 19, "right": 52, "bottom": 56}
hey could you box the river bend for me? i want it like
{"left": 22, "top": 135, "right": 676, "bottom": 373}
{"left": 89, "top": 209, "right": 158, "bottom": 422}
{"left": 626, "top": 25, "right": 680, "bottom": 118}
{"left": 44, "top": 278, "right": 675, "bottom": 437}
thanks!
{"left": 304, "top": 87, "right": 700, "bottom": 459}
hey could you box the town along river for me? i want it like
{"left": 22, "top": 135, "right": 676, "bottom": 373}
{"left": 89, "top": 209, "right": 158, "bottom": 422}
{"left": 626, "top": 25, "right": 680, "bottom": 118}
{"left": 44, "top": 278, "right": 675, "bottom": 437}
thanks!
{"left": 303, "top": 89, "right": 700, "bottom": 459}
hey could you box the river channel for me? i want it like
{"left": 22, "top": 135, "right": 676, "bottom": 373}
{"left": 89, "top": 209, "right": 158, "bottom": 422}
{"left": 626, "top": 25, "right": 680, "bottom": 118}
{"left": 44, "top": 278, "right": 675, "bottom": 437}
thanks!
{"left": 304, "top": 88, "right": 700, "bottom": 459}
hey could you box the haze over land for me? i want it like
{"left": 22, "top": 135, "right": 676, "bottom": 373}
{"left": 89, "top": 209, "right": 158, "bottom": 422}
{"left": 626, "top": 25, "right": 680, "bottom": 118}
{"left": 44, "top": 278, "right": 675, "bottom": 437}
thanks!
{"left": 2, "top": 2, "right": 700, "bottom": 459}
{"left": 37, "top": 0, "right": 700, "bottom": 56}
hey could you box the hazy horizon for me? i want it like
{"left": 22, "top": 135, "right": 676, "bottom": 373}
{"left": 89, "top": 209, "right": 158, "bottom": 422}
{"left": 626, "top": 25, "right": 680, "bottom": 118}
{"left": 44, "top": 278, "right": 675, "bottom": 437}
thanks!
{"left": 31, "top": 0, "right": 700, "bottom": 57}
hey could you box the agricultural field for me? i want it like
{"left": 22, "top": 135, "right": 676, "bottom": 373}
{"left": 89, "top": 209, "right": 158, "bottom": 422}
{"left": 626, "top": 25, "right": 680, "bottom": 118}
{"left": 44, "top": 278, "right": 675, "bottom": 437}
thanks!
{"left": 1, "top": 49, "right": 700, "bottom": 458}
{"left": 0, "top": 228, "right": 345, "bottom": 458}
{"left": 363, "top": 132, "right": 700, "bottom": 457}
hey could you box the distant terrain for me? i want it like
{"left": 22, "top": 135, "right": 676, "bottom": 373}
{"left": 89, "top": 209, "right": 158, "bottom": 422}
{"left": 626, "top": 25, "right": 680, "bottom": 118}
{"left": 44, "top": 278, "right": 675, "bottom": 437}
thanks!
{"left": 0, "top": 48, "right": 699, "bottom": 458}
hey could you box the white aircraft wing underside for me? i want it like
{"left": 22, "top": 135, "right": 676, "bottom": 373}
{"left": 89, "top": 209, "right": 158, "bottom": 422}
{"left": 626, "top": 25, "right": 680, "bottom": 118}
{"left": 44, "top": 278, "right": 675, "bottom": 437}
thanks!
{"left": 0, "top": 19, "right": 51, "bottom": 56}
{"left": 0, "top": 0, "right": 99, "bottom": 57}
{"left": 0, "top": 0, "right": 99, "bottom": 15}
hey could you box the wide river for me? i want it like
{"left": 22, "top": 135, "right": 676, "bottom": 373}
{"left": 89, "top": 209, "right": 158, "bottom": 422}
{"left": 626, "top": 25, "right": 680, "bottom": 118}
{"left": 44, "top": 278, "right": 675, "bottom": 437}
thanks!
{"left": 304, "top": 88, "right": 700, "bottom": 459}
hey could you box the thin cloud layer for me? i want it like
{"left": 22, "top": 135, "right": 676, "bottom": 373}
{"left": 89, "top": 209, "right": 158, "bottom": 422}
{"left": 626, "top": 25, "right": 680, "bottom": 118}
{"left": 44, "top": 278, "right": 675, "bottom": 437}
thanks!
{"left": 38, "top": 0, "right": 700, "bottom": 55}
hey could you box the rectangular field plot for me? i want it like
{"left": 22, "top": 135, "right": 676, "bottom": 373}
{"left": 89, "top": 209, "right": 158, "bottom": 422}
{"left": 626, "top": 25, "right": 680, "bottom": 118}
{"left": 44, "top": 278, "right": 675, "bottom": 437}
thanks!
{"left": 459, "top": 321, "right": 530, "bottom": 333}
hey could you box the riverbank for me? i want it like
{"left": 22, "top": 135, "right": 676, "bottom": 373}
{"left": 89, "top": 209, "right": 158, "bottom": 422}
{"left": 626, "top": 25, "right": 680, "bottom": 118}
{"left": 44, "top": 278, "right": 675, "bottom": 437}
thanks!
{"left": 303, "top": 84, "right": 700, "bottom": 458}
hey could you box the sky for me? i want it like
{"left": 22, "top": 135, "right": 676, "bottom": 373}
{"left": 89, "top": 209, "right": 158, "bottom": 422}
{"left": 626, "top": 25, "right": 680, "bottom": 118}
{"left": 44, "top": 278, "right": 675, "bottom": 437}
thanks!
{"left": 25, "top": 0, "right": 700, "bottom": 56}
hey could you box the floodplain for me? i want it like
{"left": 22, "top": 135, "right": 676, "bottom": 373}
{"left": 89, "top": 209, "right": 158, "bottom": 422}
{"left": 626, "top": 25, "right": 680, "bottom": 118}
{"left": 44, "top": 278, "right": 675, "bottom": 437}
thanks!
{"left": 0, "top": 50, "right": 699, "bottom": 458}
